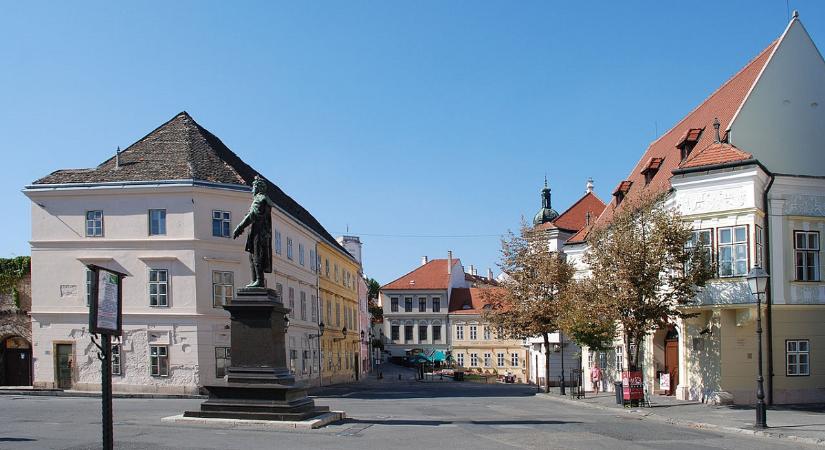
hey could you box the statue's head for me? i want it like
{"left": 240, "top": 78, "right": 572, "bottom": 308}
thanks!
{"left": 252, "top": 175, "right": 267, "bottom": 194}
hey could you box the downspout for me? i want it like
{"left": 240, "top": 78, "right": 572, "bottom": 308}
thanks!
{"left": 762, "top": 172, "right": 775, "bottom": 406}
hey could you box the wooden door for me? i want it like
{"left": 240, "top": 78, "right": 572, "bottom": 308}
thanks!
{"left": 664, "top": 340, "right": 678, "bottom": 396}
{"left": 56, "top": 344, "right": 73, "bottom": 389}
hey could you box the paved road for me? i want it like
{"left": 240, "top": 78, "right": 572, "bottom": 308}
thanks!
{"left": 1, "top": 367, "right": 816, "bottom": 449}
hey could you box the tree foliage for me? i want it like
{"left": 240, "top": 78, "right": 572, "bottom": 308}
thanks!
{"left": 482, "top": 222, "right": 575, "bottom": 392}
{"left": 366, "top": 277, "right": 383, "bottom": 323}
{"left": 571, "top": 192, "right": 714, "bottom": 370}
{"left": 0, "top": 256, "right": 31, "bottom": 309}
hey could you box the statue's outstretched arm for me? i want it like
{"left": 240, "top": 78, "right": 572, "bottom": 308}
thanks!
{"left": 232, "top": 213, "right": 253, "bottom": 239}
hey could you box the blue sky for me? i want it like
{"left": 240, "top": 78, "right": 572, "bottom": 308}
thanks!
{"left": 2, "top": 1, "right": 823, "bottom": 285}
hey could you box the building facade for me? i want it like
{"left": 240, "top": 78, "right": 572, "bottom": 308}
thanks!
{"left": 317, "top": 240, "right": 362, "bottom": 385}
{"left": 575, "top": 15, "right": 825, "bottom": 404}
{"left": 448, "top": 287, "right": 528, "bottom": 382}
{"left": 24, "top": 112, "right": 344, "bottom": 393}
{"left": 380, "top": 256, "right": 464, "bottom": 360}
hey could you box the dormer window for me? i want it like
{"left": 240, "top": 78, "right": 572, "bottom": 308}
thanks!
{"left": 641, "top": 157, "right": 664, "bottom": 185}
{"left": 676, "top": 128, "right": 703, "bottom": 161}
{"left": 613, "top": 181, "right": 632, "bottom": 205}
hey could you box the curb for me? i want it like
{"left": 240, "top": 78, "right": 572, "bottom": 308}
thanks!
{"left": 0, "top": 389, "right": 206, "bottom": 400}
{"left": 538, "top": 393, "right": 825, "bottom": 447}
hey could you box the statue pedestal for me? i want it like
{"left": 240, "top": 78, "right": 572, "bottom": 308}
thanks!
{"left": 184, "top": 288, "right": 329, "bottom": 421}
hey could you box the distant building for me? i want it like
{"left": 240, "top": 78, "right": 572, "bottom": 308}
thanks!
{"left": 448, "top": 287, "right": 527, "bottom": 382}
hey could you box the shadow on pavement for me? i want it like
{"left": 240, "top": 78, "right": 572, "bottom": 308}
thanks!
{"left": 340, "top": 418, "right": 580, "bottom": 426}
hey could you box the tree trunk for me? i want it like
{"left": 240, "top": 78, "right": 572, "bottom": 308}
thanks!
{"left": 543, "top": 333, "right": 551, "bottom": 393}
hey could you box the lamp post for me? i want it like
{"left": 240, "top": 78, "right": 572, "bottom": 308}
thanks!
{"left": 747, "top": 266, "right": 769, "bottom": 429}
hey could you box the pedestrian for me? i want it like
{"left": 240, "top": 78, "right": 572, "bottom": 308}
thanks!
{"left": 590, "top": 364, "right": 602, "bottom": 393}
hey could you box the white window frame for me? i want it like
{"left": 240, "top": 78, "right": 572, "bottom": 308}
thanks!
{"left": 511, "top": 352, "right": 519, "bottom": 367}
{"left": 615, "top": 345, "right": 624, "bottom": 372}
{"left": 483, "top": 327, "right": 491, "bottom": 340}
{"left": 274, "top": 230, "right": 282, "bottom": 255}
{"left": 718, "top": 225, "right": 748, "bottom": 277}
{"left": 483, "top": 353, "right": 491, "bottom": 367}
{"left": 755, "top": 225, "right": 764, "bottom": 268}
{"left": 786, "top": 339, "right": 810, "bottom": 376}
{"left": 148, "top": 269, "right": 169, "bottom": 307}
{"left": 310, "top": 249, "right": 316, "bottom": 271}
{"left": 456, "top": 353, "right": 464, "bottom": 367}
{"left": 212, "top": 210, "right": 231, "bottom": 238}
{"left": 470, "top": 353, "right": 478, "bottom": 367}
{"left": 497, "top": 352, "right": 505, "bottom": 367}
{"left": 299, "top": 243, "right": 305, "bottom": 266}
{"left": 212, "top": 271, "right": 234, "bottom": 307}
{"left": 469, "top": 325, "right": 477, "bottom": 340}
{"left": 432, "top": 297, "right": 441, "bottom": 312}
{"left": 311, "top": 294, "right": 318, "bottom": 322}
{"left": 794, "top": 231, "right": 820, "bottom": 281}
{"left": 390, "top": 297, "right": 399, "bottom": 312}
{"left": 287, "top": 237, "right": 293, "bottom": 260}
{"left": 456, "top": 325, "right": 464, "bottom": 340}
{"left": 686, "top": 228, "right": 713, "bottom": 273}
{"left": 150, "top": 345, "right": 169, "bottom": 377}
{"left": 288, "top": 287, "right": 295, "bottom": 312}
{"left": 85, "top": 210, "right": 103, "bottom": 237}
{"left": 148, "top": 209, "right": 167, "bottom": 236}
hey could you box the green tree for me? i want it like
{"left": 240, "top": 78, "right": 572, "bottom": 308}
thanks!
{"left": 574, "top": 192, "right": 714, "bottom": 371}
{"left": 366, "top": 277, "right": 383, "bottom": 323}
{"left": 483, "top": 222, "right": 575, "bottom": 393}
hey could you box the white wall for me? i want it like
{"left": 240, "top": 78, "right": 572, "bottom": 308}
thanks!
{"left": 730, "top": 19, "right": 825, "bottom": 177}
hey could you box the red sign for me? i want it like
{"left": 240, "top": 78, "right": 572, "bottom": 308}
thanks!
{"left": 622, "top": 371, "right": 644, "bottom": 401}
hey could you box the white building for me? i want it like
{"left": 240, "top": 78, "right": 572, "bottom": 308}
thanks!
{"left": 380, "top": 254, "right": 465, "bottom": 359}
{"left": 574, "top": 14, "right": 825, "bottom": 404}
{"left": 25, "top": 112, "right": 345, "bottom": 393}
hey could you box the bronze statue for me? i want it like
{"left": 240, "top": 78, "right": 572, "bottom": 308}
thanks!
{"left": 233, "top": 176, "right": 275, "bottom": 288}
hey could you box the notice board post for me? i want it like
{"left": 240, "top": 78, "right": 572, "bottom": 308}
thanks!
{"left": 87, "top": 265, "right": 126, "bottom": 450}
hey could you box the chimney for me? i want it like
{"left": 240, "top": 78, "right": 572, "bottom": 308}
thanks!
{"left": 469, "top": 264, "right": 475, "bottom": 276}
{"left": 585, "top": 177, "right": 594, "bottom": 194}
{"left": 421, "top": 256, "right": 428, "bottom": 266}
{"left": 473, "top": 267, "right": 478, "bottom": 276}
{"left": 115, "top": 146, "right": 121, "bottom": 169}
{"left": 447, "top": 250, "right": 453, "bottom": 275}
{"left": 487, "top": 268, "right": 494, "bottom": 281}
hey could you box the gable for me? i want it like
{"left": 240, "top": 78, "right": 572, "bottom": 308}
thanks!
{"left": 729, "top": 18, "right": 825, "bottom": 177}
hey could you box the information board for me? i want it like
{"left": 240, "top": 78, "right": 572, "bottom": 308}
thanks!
{"left": 622, "top": 371, "right": 644, "bottom": 401}
{"left": 88, "top": 265, "right": 125, "bottom": 335}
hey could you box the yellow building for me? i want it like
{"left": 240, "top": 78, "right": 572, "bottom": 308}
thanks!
{"left": 448, "top": 288, "right": 528, "bottom": 382}
{"left": 317, "top": 240, "right": 362, "bottom": 385}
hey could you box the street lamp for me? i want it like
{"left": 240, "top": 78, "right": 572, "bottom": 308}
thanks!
{"left": 308, "top": 321, "right": 325, "bottom": 340}
{"left": 746, "top": 266, "right": 770, "bottom": 429}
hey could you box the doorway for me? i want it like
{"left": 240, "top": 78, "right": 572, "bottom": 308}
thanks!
{"left": 354, "top": 352, "right": 359, "bottom": 381}
{"left": 664, "top": 328, "right": 679, "bottom": 396}
{"left": 56, "top": 344, "right": 73, "bottom": 389}
{"left": 2, "top": 337, "right": 32, "bottom": 386}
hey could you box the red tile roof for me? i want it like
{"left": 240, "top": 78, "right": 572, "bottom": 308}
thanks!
{"left": 448, "top": 287, "right": 505, "bottom": 314}
{"left": 535, "top": 192, "right": 606, "bottom": 232}
{"left": 678, "top": 142, "right": 752, "bottom": 169}
{"left": 641, "top": 157, "right": 664, "bottom": 174}
{"left": 573, "top": 39, "right": 777, "bottom": 243}
{"left": 381, "top": 258, "right": 461, "bottom": 290}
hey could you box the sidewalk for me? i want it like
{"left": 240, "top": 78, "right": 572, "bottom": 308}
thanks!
{"left": 540, "top": 389, "right": 825, "bottom": 446}
{"left": 0, "top": 385, "right": 205, "bottom": 399}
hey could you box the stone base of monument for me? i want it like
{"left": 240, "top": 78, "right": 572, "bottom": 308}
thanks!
{"left": 163, "top": 411, "right": 345, "bottom": 431}
{"left": 180, "top": 287, "right": 336, "bottom": 425}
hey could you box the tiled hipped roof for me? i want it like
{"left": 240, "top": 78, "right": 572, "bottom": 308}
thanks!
{"left": 448, "top": 287, "right": 505, "bottom": 314}
{"left": 678, "top": 142, "right": 752, "bottom": 169}
{"left": 381, "top": 259, "right": 461, "bottom": 290}
{"left": 568, "top": 39, "right": 778, "bottom": 244}
{"left": 535, "top": 192, "right": 606, "bottom": 232}
{"left": 32, "top": 112, "right": 349, "bottom": 256}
